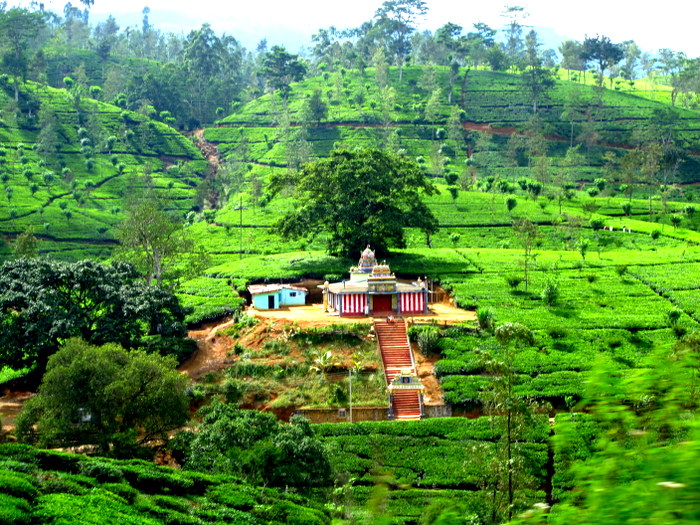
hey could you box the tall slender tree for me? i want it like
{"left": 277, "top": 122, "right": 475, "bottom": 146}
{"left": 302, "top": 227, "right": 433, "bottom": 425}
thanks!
{"left": 373, "top": 0, "right": 428, "bottom": 81}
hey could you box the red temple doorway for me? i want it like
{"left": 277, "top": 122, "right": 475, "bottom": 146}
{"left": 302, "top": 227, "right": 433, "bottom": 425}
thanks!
{"left": 372, "top": 294, "right": 392, "bottom": 313}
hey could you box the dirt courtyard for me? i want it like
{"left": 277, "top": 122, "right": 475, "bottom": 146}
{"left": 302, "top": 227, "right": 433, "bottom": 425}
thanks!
{"left": 246, "top": 302, "right": 476, "bottom": 326}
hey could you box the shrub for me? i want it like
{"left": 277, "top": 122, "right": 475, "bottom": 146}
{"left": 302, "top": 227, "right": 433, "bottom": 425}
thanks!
{"left": 0, "top": 471, "right": 38, "bottom": 501}
{"left": 476, "top": 307, "right": 495, "bottom": 332}
{"left": 37, "top": 473, "right": 87, "bottom": 496}
{"left": 589, "top": 218, "right": 605, "bottom": 231}
{"left": 547, "top": 327, "right": 568, "bottom": 339}
{"left": 615, "top": 265, "right": 628, "bottom": 277}
{"left": 667, "top": 309, "right": 682, "bottom": 326}
{"left": 650, "top": 229, "right": 661, "bottom": 240}
{"left": 505, "top": 275, "right": 523, "bottom": 289}
{"left": 0, "top": 493, "right": 31, "bottom": 525}
{"left": 416, "top": 327, "right": 441, "bottom": 356}
{"left": 541, "top": 280, "right": 559, "bottom": 306}
{"left": 79, "top": 461, "right": 124, "bottom": 483}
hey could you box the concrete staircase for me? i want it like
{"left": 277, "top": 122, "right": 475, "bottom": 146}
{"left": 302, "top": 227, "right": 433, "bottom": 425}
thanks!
{"left": 374, "top": 318, "right": 422, "bottom": 420}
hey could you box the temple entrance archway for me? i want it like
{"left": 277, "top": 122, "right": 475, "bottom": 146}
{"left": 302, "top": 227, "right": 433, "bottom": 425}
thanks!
{"left": 372, "top": 294, "right": 392, "bottom": 313}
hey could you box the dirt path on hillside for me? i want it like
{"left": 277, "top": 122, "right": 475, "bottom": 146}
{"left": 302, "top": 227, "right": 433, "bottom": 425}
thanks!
{"left": 0, "top": 391, "right": 33, "bottom": 431}
{"left": 179, "top": 318, "right": 236, "bottom": 379}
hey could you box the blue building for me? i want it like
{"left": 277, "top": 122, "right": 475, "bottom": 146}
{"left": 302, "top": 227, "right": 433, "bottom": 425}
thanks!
{"left": 248, "top": 284, "right": 308, "bottom": 310}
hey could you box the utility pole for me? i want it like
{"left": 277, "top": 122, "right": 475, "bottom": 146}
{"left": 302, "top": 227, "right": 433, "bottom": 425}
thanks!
{"left": 239, "top": 195, "right": 243, "bottom": 259}
{"left": 349, "top": 368, "right": 353, "bottom": 423}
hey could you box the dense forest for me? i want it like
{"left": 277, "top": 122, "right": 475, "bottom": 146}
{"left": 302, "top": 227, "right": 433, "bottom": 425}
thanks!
{"left": 1, "top": 1, "right": 700, "bottom": 523}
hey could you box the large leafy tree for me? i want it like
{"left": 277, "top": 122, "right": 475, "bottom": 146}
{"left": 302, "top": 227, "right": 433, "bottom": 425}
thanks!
{"left": 261, "top": 45, "right": 306, "bottom": 100}
{"left": 271, "top": 148, "right": 438, "bottom": 257}
{"left": 580, "top": 34, "right": 624, "bottom": 88}
{"left": 0, "top": 8, "right": 46, "bottom": 101}
{"left": 0, "top": 258, "right": 189, "bottom": 375}
{"left": 16, "top": 338, "right": 189, "bottom": 455}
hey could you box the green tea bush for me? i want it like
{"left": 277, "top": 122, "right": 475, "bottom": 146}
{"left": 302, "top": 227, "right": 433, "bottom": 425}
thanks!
{"left": 541, "top": 280, "right": 560, "bottom": 306}
{"left": 0, "top": 460, "right": 35, "bottom": 475}
{"left": 0, "top": 471, "right": 38, "bottom": 501}
{"left": 32, "top": 491, "right": 159, "bottom": 525}
{"left": 434, "top": 357, "right": 484, "bottom": 377}
{"left": 37, "top": 473, "right": 87, "bottom": 496}
{"left": 79, "top": 460, "right": 124, "bottom": 483}
{"left": 505, "top": 275, "right": 523, "bottom": 289}
{"left": 206, "top": 483, "right": 257, "bottom": 510}
{"left": 476, "top": 307, "right": 495, "bottom": 331}
{"left": 0, "top": 493, "right": 31, "bottom": 525}
{"left": 415, "top": 326, "right": 442, "bottom": 355}
{"left": 101, "top": 482, "right": 139, "bottom": 503}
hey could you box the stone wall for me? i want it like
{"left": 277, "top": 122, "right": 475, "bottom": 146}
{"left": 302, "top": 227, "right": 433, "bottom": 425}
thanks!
{"left": 424, "top": 404, "right": 452, "bottom": 418}
{"left": 296, "top": 404, "right": 452, "bottom": 423}
{"left": 294, "top": 406, "right": 389, "bottom": 423}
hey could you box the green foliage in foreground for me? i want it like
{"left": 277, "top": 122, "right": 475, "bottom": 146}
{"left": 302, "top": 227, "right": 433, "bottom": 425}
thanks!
{"left": 316, "top": 417, "right": 549, "bottom": 524}
{"left": 0, "top": 443, "right": 331, "bottom": 525}
{"left": 548, "top": 335, "right": 700, "bottom": 523}
{"left": 176, "top": 403, "right": 332, "bottom": 489}
{"left": 16, "top": 339, "right": 189, "bottom": 456}
{"left": 0, "top": 258, "right": 193, "bottom": 381}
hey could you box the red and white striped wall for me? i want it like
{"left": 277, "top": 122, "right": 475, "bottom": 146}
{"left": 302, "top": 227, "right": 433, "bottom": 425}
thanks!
{"left": 399, "top": 292, "right": 425, "bottom": 314}
{"left": 342, "top": 293, "right": 367, "bottom": 315}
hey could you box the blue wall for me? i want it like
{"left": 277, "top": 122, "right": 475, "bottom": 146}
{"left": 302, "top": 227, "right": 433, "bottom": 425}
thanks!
{"left": 252, "top": 288, "right": 307, "bottom": 309}
{"left": 252, "top": 292, "right": 278, "bottom": 310}
{"left": 280, "top": 288, "right": 306, "bottom": 306}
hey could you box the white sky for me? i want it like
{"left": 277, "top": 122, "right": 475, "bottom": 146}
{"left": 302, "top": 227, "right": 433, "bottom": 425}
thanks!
{"left": 17, "top": 0, "right": 700, "bottom": 57}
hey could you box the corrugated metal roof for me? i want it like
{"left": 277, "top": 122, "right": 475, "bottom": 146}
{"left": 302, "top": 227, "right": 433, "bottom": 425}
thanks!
{"left": 247, "top": 284, "right": 308, "bottom": 295}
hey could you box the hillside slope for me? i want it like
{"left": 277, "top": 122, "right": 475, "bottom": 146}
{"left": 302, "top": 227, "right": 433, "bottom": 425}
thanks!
{"left": 0, "top": 80, "right": 206, "bottom": 260}
{"left": 206, "top": 66, "right": 700, "bottom": 186}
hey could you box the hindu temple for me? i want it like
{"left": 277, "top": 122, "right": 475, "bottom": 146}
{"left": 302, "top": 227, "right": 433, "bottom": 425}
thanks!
{"left": 321, "top": 246, "right": 429, "bottom": 316}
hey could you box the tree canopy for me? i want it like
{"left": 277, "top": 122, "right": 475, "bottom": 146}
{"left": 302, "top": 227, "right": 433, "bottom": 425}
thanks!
{"left": 116, "top": 193, "right": 205, "bottom": 287}
{"left": 181, "top": 401, "right": 331, "bottom": 488}
{"left": 0, "top": 258, "right": 190, "bottom": 376}
{"left": 270, "top": 148, "right": 438, "bottom": 257}
{"left": 261, "top": 45, "right": 307, "bottom": 100}
{"left": 16, "top": 338, "right": 189, "bottom": 455}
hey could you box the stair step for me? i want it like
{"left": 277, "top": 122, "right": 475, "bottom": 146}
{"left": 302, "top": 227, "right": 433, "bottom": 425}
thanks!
{"left": 375, "top": 318, "right": 423, "bottom": 422}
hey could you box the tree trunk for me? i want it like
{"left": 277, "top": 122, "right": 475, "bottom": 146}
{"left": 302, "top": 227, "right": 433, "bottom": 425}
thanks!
{"left": 460, "top": 68, "right": 471, "bottom": 111}
{"left": 507, "top": 409, "right": 513, "bottom": 521}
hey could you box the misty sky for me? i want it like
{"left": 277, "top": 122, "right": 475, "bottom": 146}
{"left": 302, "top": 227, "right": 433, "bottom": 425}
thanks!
{"left": 16, "top": 0, "right": 700, "bottom": 57}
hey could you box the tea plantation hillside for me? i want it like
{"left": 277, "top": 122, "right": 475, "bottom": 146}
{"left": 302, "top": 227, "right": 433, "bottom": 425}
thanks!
{"left": 0, "top": 80, "right": 205, "bottom": 260}
{"left": 0, "top": 416, "right": 554, "bottom": 524}
{"left": 206, "top": 66, "right": 700, "bottom": 189}
{"left": 178, "top": 65, "right": 700, "bottom": 321}
{"left": 0, "top": 443, "right": 332, "bottom": 524}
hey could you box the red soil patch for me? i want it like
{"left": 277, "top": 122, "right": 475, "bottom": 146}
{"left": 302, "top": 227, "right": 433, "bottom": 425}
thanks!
{"left": 0, "top": 391, "right": 33, "bottom": 431}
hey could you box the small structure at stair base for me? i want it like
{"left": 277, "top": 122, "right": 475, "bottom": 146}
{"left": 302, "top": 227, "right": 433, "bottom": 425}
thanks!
{"left": 388, "top": 370, "right": 425, "bottom": 392}
{"left": 320, "top": 246, "right": 428, "bottom": 317}
{"left": 388, "top": 370, "right": 425, "bottom": 421}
